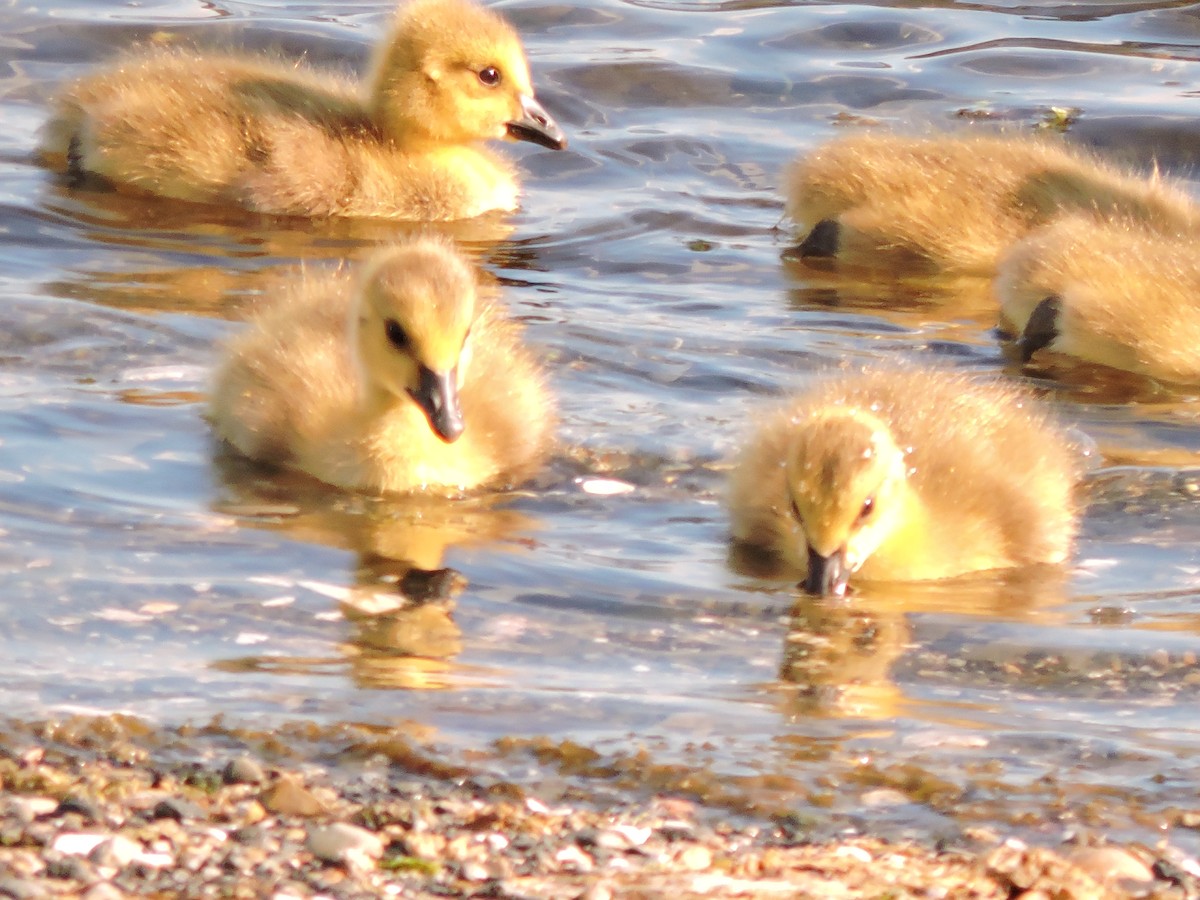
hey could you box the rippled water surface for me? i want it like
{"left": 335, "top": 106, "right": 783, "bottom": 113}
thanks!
{"left": 6, "top": 0, "right": 1200, "bottom": 850}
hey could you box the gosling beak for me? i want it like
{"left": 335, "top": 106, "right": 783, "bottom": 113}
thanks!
{"left": 408, "top": 365, "right": 464, "bottom": 444}
{"left": 782, "top": 219, "right": 840, "bottom": 262}
{"left": 804, "top": 545, "right": 849, "bottom": 598}
{"left": 507, "top": 94, "right": 567, "bottom": 150}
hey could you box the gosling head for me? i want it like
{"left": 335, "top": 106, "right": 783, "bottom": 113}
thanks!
{"left": 368, "top": 0, "right": 566, "bottom": 151}
{"left": 352, "top": 240, "right": 478, "bottom": 443}
{"left": 785, "top": 409, "right": 909, "bottom": 597}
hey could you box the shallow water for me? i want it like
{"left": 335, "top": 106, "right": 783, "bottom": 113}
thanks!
{"left": 4, "top": 0, "right": 1200, "bottom": 853}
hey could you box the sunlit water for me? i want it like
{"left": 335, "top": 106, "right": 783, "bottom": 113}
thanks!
{"left": 3, "top": 0, "right": 1200, "bottom": 850}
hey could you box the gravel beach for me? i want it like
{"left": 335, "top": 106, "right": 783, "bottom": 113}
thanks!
{"left": 0, "top": 714, "right": 1190, "bottom": 899}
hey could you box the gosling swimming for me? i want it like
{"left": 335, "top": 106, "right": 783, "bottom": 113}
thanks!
{"left": 40, "top": 0, "right": 566, "bottom": 221}
{"left": 784, "top": 133, "right": 1196, "bottom": 275}
{"left": 997, "top": 215, "right": 1200, "bottom": 383}
{"left": 728, "top": 369, "right": 1080, "bottom": 596}
{"left": 209, "top": 237, "right": 554, "bottom": 494}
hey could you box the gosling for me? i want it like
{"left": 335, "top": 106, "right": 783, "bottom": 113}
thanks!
{"left": 40, "top": 0, "right": 566, "bottom": 221}
{"left": 997, "top": 215, "right": 1200, "bottom": 383}
{"left": 728, "top": 369, "right": 1080, "bottom": 596}
{"left": 784, "top": 133, "right": 1196, "bottom": 275}
{"left": 209, "top": 237, "right": 555, "bottom": 494}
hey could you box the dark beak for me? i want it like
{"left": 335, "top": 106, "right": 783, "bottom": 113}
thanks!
{"left": 782, "top": 219, "right": 840, "bottom": 262}
{"left": 803, "top": 545, "right": 849, "bottom": 598}
{"left": 507, "top": 94, "right": 567, "bottom": 150}
{"left": 408, "top": 365, "right": 464, "bottom": 443}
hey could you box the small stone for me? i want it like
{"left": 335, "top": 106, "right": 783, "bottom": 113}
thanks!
{"left": 231, "top": 825, "right": 265, "bottom": 846}
{"left": 0, "top": 877, "right": 40, "bottom": 899}
{"left": 555, "top": 844, "right": 595, "bottom": 873}
{"left": 608, "top": 825, "right": 650, "bottom": 847}
{"left": 153, "top": 797, "right": 206, "bottom": 821}
{"left": 89, "top": 834, "right": 141, "bottom": 869}
{"left": 55, "top": 796, "right": 101, "bottom": 823}
{"left": 46, "top": 855, "right": 95, "bottom": 881}
{"left": 1069, "top": 846, "right": 1154, "bottom": 884}
{"left": 485, "top": 833, "right": 509, "bottom": 852}
{"left": 52, "top": 833, "right": 107, "bottom": 856}
{"left": 835, "top": 844, "right": 874, "bottom": 864}
{"left": 307, "top": 823, "right": 385, "bottom": 870}
{"left": 677, "top": 844, "right": 712, "bottom": 871}
{"left": 263, "top": 776, "right": 325, "bottom": 817}
{"left": 223, "top": 757, "right": 265, "bottom": 785}
{"left": 132, "top": 851, "right": 173, "bottom": 870}
{"left": 658, "top": 820, "right": 695, "bottom": 841}
{"left": 234, "top": 799, "right": 267, "bottom": 825}
{"left": 82, "top": 884, "right": 124, "bottom": 900}
{"left": 590, "top": 829, "right": 632, "bottom": 851}
{"left": 6, "top": 797, "right": 56, "bottom": 824}
{"left": 460, "top": 862, "right": 489, "bottom": 881}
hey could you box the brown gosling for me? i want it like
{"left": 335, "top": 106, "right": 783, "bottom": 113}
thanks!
{"left": 997, "top": 215, "right": 1200, "bottom": 383}
{"left": 39, "top": 0, "right": 566, "bottom": 221}
{"left": 728, "top": 369, "right": 1080, "bottom": 596}
{"left": 209, "top": 237, "right": 554, "bottom": 494}
{"left": 784, "top": 133, "right": 1196, "bottom": 276}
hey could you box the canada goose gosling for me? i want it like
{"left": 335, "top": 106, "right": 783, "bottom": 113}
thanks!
{"left": 729, "top": 369, "right": 1080, "bottom": 596}
{"left": 40, "top": 0, "right": 566, "bottom": 220}
{"left": 210, "top": 237, "right": 554, "bottom": 494}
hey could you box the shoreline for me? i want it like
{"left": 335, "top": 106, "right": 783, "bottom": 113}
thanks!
{"left": 0, "top": 713, "right": 1183, "bottom": 898}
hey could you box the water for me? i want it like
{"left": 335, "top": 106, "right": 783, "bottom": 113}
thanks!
{"left": 4, "top": 0, "right": 1200, "bottom": 850}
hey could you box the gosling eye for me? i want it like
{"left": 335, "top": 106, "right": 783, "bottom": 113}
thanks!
{"left": 478, "top": 66, "right": 501, "bottom": 87}
{"left": 384, "top": 319, "right": 410, "bottom": 352}
{"left": 856, "top": 496, "right": 875, "bottom": 523}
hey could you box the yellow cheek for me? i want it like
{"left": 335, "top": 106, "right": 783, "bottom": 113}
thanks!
{"left": 418, "top": 334, "right": 462, "bottom": 374}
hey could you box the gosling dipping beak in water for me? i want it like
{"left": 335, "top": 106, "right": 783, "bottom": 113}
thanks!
{"left": 728, "top": 369, "right": 1081, "bottom": 597}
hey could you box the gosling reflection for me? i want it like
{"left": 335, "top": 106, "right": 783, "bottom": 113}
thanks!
{"left": 783, "top": 258, "right": 999, "bottom": 334}
{"left": 774, "top": 570, "right": 1070, "bottom": 721}
{"left": 212, "top": 455, "right": 537, "bottom": 690}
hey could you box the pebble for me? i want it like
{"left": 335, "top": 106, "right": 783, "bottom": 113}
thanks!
{"left": 0, "top": 877, "right": 39, "bottom": 899}
{"left": 90, "top": 834, "right": 141, "bottom": 869}
{"left": 5, "top": 798, "right": 55, "bottom": 825}
{"left": 861, "top": 789, "right": 910, "bottom": 808}
{"left": 555, "top": 844, "right": 595, "bottom": 873}
{"left": 153, "top": 797, "right": 206, "bottom": 822}
{"left": 1069, "top": 846, "right": 1154, "bottom": 884}
{"left": 460, "top": 862, "right": 489, "bottom": 881}
{"left": 263, "top": 776, "right": 325, "bottom": 817}
{"left": 0, "top": 713, "right": 1183, "bottom": 899}
{"left": 223, "top": 757, "right": 265, "bottom": 786}
{"left": 588, "top": 828, "right": 632, "bottom": 851}
{"left": 45, "top": 854, "right": 94, "bottom": 881}
{"left": 676, "top": 844, "right": 713, "bottom": 871}
{"left": 306, "top": 823, "right": 385, "bottom": 870}
{"left": 55, "top": 796, "right": 100, "bottom": 824}
{"left": 51, "top": 833, "right": 107, "bottom": 857}
{"left": 836, "top": 845, "right": 874, "bottom": 864}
